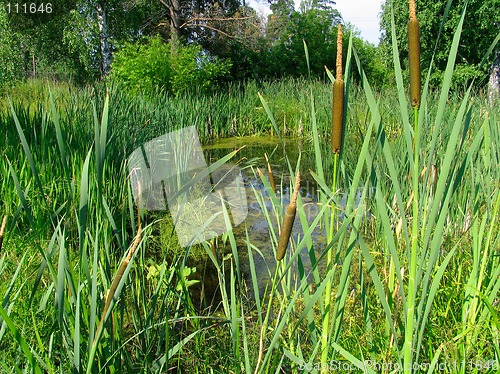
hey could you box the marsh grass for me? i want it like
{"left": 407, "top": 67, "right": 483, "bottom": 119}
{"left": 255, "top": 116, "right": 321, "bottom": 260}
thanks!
{"left": 0, "top": 10, "right": 499, "bottom": 371}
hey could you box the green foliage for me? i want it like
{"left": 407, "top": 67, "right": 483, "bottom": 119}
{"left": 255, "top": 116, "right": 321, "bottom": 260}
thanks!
{"left": 111, "top": 36, "right": 172, "bottom": 94}
{"left": 379, "top": 0, "right": 500, "bottom": 88}
{"left": 0, "top": 62, "right": 499, "bottom": 372}
{"left": 111, "top": 37, "right": 232, "bottom": 95}
{"left": 62, "top": 6, "right": 101, "bottom": 79}
{"left": 0, "top": 4, "right": 22, "bottom": 88}
{"left": 2, "top": 0, "right": 90, "bottom": 82}
{"left": 170, "top": 42, "right": 232, "bottom": 93}
{"left": 265, "top": 0, "right": 341, "bottom": 77}
{"left": 243, "top": 1, "right": 387, "bottom": 84}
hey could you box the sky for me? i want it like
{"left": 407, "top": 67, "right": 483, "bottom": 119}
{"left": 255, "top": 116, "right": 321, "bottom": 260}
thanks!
{"left": 248, "top": 0, "right": 384, "bottom": 45}
{"left": 334, "top": 0, "right": 384, "bottom": 45}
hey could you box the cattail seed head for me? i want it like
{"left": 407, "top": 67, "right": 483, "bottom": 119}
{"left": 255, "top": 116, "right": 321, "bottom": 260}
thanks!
{"left": 408, "top": 0, "right": 421, "bottom": 108}
{"left": 332, "top": 80, "right": 344, "bottom": 154}
{"left": 265, "top": 153, "right": 276, "bottom": 194}
{"left": 276, "top": 205, "right": 296, "bottom": 261}
{"left": 332, "top": 24, "right": 345, "bottom": 154}
{"left": 276, "top": 172, "right": 300, "bottom": 261}
{"left": 0, "top": 216, "right": 7, "bottom": 251}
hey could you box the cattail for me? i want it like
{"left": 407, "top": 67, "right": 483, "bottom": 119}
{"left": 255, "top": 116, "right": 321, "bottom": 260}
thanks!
{"left": 93, "top": 182, "right": 142, "bottom": 348}
{"left": 332, "top": 24, "right": 345, "bottom": 154}
{"left": 0, "top": 216, "right": 7, "bottom": 251}
{"left": 265, "top": 153, "right": 276, "bottom": 194}
{"left": 276, "top": 172, "right": 300, "bottom": 261}
{"left": 210, "top": 239, "right": 219, "bottom": 264}
{"left": 408, "top": 0, "right": 421, "bottom": 108}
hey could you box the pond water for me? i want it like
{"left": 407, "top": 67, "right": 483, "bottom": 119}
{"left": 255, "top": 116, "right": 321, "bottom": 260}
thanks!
{"left": 166, "top": 135, "right": 371, "bottom": 307}
{"left": 202, "top": 136, "right": 328, "bottom": 297}
{"left": 133, "top": 134, "right": 373, "bottom": 309}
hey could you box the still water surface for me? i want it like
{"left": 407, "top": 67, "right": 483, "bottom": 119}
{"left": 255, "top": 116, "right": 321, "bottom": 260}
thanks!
{"left": 202, "top": 136, "right": 328, "bottom": 297}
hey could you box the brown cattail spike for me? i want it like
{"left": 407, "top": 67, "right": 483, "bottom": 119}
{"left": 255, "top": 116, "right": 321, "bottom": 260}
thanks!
{"left": 276, "top": 172, "right": 300, "bottom": 261}
{"left": 0, "top": 216, "right": 7, "bottom": 251}
{"left": 408, "top": 0, "right": 421, "bottom": 108}
{"left": 332, "top": 80, "right": 344, "bottom": 154}
{"left": 332, "top": 25, "right": 345, "bottom": 154}
{"left": 265, "top": 153, "right": 276, "bottom": 194}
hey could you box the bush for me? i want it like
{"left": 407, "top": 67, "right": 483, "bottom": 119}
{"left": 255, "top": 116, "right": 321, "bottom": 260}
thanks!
{"left": 111, "top": 36, "right": 232, "bottom": 95}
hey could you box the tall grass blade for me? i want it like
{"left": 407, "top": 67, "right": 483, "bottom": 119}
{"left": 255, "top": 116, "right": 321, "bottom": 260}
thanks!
{"left": 258, "top": 93, "right": 282, "bottom": 142}
{"left": 0, "top": 305, "right": 43, "bottom": 374}
{"left": 49, "top": 88, "right": 71, "bottom": 187}
{"left": 427, "top": 5, "right": 467, "bottom": 163}
{"left": 6, "top": 159, "right": 35, "bottom": 228}
{"left": 389, "top": 5, "right": 413, "bottom": 166}
{"left": 330, "top": 342, "right": 376, "bottom": 374}
{"left": 9, "top": 100, "right": 47, "bottom": 206}
{"left": 415, "top": 245, "right": 457, "bottom": 362}
{"left": 303, "top": 40, "right": 311, "bottom": 79}
{"left": 74, "top": 284, "right": 82, "bottom": 373}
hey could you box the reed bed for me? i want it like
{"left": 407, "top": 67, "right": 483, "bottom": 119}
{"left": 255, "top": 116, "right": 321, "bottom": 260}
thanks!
{"left": 0, "top": 8, "right": 499, "bottom": 371}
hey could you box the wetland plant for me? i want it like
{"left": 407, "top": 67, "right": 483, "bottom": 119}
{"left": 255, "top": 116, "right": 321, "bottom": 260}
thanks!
{"left": 0, "top": 1, "right": 498, "bottom": 371}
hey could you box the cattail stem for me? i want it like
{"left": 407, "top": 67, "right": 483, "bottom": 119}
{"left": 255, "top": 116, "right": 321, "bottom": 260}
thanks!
{"left": 90, "top": 182, "right": 142, "bottom": 357}
{"left": 409, "top": 0, "right": 417, "bottom": 20}
{"left": 405, "top": 104, "right": 420, "bottom": 373}
{"left": 276, "top": 172, "right": 300, "bottom": 261}
{"left": 323, "top": 24, "right": 344, "bottom": 372}
{"left": 321, "top": 152, "right": 339, "bottom": 371}
{"left": 254, "top": 260, "right": 280, "bottom": 374}
{"left": 405, "top": 9, "right": 422, "bottom": 372}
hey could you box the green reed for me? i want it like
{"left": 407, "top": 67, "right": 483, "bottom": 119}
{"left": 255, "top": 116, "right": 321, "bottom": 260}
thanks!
{"left": 0, "top": 11, "right": 498, "bottom": 369}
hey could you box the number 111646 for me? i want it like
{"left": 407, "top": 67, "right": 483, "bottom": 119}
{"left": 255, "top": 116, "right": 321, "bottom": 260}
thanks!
{"left": 6, "top": 3, "right": 53, "bottom": 14}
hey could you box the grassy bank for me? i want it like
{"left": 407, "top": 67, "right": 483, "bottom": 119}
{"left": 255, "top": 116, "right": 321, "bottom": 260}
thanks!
{"left": 0, "top": 33, "right": 499, "bottom": 373}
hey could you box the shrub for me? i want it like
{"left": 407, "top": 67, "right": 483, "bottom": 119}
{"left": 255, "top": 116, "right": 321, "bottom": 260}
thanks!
{"left": 111, "top": 36, "right": 232, "bottom": 95}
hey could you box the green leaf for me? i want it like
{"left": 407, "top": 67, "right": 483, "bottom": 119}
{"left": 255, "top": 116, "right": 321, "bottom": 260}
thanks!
{"left": 0, "top": 305, "right": 43, "bottom": 374}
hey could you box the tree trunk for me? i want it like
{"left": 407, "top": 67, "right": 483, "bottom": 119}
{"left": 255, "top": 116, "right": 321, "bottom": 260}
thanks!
{"left": 96, "top": 1, "right": 111, "bottom": 78}
{"left": 168, "top": 0, "right": 182, "bottom": 44}
{"left": 489, "top": 52, "right": 500, "bottom": 103}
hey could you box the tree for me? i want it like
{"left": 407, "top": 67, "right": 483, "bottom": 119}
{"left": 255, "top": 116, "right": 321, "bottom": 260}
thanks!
{"left": 0, "top": 3, "right": 23, "bottom": 88}
{"left": 263, "top": 0, "right": 342, "bottom": 77}
{"left": 157, "top": 0, "right": 243, "bottom": 45}
{"left": 379, "top": 0, "right": 500, "bottom": 89}
{"left": 201, "top": 5, "right": 268, "bottom": 80}
{"left": 2, "top": 0, "right": 88, "bottom": 81}
{"left": 1, "top": 0, "right": 161, "bottom": 82}
{"left": 64, "top": 0, "right": 163, "bottom": 79}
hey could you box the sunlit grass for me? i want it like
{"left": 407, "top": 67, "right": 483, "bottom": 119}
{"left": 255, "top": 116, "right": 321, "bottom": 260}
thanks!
{"left": 0, "top": 19, "right": 498, "bottom": 371}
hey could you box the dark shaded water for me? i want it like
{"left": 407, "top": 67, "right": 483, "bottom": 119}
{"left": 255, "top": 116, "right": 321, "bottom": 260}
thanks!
{"left": 202, "top": 136, "right": 326, "bottom": 296}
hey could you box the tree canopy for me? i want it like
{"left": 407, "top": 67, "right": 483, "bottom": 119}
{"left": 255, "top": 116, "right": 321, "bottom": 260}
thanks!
{"left": 1, "top": 0, "right": 497, "bottom": 92}
{"left": 379, "top": 0, "right": 500, "bottom": 88}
